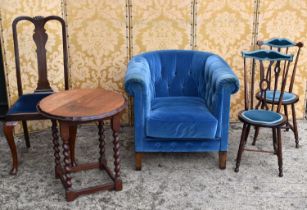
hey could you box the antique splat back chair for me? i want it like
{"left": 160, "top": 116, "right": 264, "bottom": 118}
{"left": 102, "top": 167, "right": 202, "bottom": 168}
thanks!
{"left": 235, "top": 50, "right": 293, "bottom": 177}
{"left": 3, "top": 16, "right": 69, "bottom": 175}
{"left": 253, "top": 38, "right": 303, "bottom": 148}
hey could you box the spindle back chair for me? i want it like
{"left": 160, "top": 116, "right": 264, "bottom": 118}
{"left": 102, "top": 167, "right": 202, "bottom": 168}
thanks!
{"left": 235, "top": 49, "right": 293, "bottom": 177}
{"left": 253, "top": 38, "right": 303, "bottom": 147}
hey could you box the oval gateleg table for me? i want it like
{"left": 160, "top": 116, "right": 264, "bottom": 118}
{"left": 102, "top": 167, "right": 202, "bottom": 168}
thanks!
{"left": 37, "top": 88, "right": 127, "bottom": 201}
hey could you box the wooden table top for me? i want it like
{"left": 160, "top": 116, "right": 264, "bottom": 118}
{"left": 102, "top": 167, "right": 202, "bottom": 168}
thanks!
{"left": 37, "top": 88, "right": 126, "bottom": 122}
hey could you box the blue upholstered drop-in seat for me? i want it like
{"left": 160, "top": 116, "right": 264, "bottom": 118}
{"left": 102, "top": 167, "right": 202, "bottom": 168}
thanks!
{"left": 240, "top": 109, "right": 283, "bottom": 126}
{"left": 264, "top": 90, "right": 298, "bottom": 103}
{"left": 146, "top": 97, "right": 218, "bottom": 139}
{"left": 7, "top": 92, "right": 52, "bottom": 115}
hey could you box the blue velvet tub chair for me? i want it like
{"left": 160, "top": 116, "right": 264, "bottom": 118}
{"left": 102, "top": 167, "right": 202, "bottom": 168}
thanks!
{"left": 125, "top": 50, "right": 239, "bottom": 170}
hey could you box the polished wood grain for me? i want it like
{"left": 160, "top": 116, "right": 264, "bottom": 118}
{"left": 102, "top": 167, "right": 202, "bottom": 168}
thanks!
{"left": 38, "top": 89, "right": 126, "bottom": 122}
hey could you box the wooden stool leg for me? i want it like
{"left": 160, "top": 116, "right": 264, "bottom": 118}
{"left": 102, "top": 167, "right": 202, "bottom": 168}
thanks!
{"left": 135, "top": 153, "right": 143, "bottom": 171}
{"left": 277, "top": 128, "right": 283, "bottom": 177}
{"left": 291, "top": 104, "right": 299, "bottom": 148}
{"left": 252, "top": 126, "right": 259, "bottom": 145}
{"left": 98, "top": 121, "right": 107, "bottom": 167}
{"left": 59, "top": 122, "right": 73, "bottom": 196}
{"left": 3, "top": 122, "right": 18, "bottom": 175}
{"left": 219, "top": 151, "right": 227, "bottom": 170}
{"left": 272, "top": 128, "right": 277, "bottom": 154}
{"left": 22, "top": 121, "right": 30, "bottom": 148}
{"left": 69, "top": 125, "right": 77, "bottom": 167}
{"left": 235, "top": 123, "right": 250, "bottom": 172}
{"left": 111, "top": 114, "right": 122, "bottom": 191}
{"left": 51, "top": 120, "right": 61, "bottom": 178}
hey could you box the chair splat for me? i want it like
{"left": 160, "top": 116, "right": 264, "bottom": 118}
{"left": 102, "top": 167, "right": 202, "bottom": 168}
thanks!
{"left": 12, "top": 15, "right": 69, "bottom": 95}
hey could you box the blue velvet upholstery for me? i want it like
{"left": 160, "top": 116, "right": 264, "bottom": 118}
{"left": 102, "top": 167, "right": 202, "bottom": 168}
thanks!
{"left": 147, "top": 97, "right": 218, "bottom": 139}
{"left": 265, "top": 90, "right": 297, "bottom": 103}
{"left": 242, "top": 50, "right": 293, "bottom": 61}
{"left": 241, "top": 109, "right": 283, "bottom": 126}
{"left": 7, "top": 92, "right": 52, "bottom": 115}
{"left": 125, "top": 50, "right": 239, "bottom": 153}
{"left": 263, "top": 38, "right": 296, "bottom": 48}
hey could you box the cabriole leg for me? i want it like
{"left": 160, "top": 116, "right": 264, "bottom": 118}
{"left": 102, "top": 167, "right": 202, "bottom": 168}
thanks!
{"left": 3, "top": 121, "right": 18, "bottom": 175}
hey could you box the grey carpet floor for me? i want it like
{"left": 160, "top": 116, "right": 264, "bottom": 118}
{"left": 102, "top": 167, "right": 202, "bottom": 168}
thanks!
{"left": 0, "top": 121, "right": 307, "bottom": 210}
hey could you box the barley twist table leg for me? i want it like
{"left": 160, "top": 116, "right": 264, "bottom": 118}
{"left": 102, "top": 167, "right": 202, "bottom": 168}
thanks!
{"left": 60, "top": 122, "right": 72, "bottom": 190}
{"left": 111, "top": 114, "right": 122, "bottom": 191}
{"left": 98, "top": 121, "right": 107, "bottom": 167}
{"left": 51, "top": 120, "right": 61, "bottom": 178}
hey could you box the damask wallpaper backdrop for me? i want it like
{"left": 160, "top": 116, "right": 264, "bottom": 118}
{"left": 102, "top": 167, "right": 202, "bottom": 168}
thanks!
{"left": 196, "top": 0, "right": 254, "bottom": 120}
{"left": 258, "top": 0, "right": 307, "bottom": 119}
{"left": 0, "top": 0, "right": 306, "bottom": 133}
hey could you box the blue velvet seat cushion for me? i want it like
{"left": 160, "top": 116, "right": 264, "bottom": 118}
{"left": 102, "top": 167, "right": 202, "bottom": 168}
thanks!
{"left": 7, "top": 92, "right": 52, "bottom": 115}
{"left": 241, "top": 109, "right": 283, "bottom": 125}
{"left": 146, "top": 97, "right": 218, "bottom": 139}
{"left": 264, "top": 90, "right": 297, "bottom": 103}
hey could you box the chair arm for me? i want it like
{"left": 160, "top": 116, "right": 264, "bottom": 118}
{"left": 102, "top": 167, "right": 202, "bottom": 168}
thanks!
{"left": 202, "top": 55, "right": 240, "bottom": 139}
{"left": 125, "top": 56, "right": 153, "bottom": 118}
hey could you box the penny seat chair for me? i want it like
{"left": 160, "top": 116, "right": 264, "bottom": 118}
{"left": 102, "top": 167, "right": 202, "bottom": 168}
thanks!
{"left": 125, "top": 50, "right": 239, "bottom": 170}
{"left": 2, "top": 16, "right": 69, "bottom": 175}
{"left": 253, "top": 38, "right": 303, "bottom": 148}
{"left": 235, "top": 50, "right": 293, "bottom": 177}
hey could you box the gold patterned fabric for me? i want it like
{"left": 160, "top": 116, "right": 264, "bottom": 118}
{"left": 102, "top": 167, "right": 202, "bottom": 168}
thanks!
{"left": 131, "top": 0, "right": 192, "bottom": 54}
{"left": 196, "top": 0, "right": 254, "bottom": 120}
{"left": 258, "top": 0, "right": 307, "bottom": 119}
{"left": 0, "top": 0, "right": 306, "bottom": 133}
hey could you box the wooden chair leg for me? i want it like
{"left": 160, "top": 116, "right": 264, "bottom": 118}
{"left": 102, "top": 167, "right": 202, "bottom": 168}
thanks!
{"left": 277, "top": 128, "right": 283, "bottom": 177}
{"left": 272, "top": 128, "right": 277, "bottom": 154}
{"left": 284, "top": 105, "right": 289, "bottom": 131}
{"left": 22, "top": 121, "right": 30, "bottom": 148}
{"left": 252, "top": 126, "right": 259, "bottom": 145}
{"left": 235, "top": 123, "right": 250, "bottom": 172}
{"left": 135, "top": 152, "right": 143, "bottom": 171}
{"left": 291, "top": 104, "right": 299, "bottom": 148}
{"left": 69, "top": 125, "right": 77, "bottom": 167}
{"left": 219, "top": 151, "right": 227, "bottom": 169}
{"left": 3, "top": 122, "right": 18, "bottom": 175}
